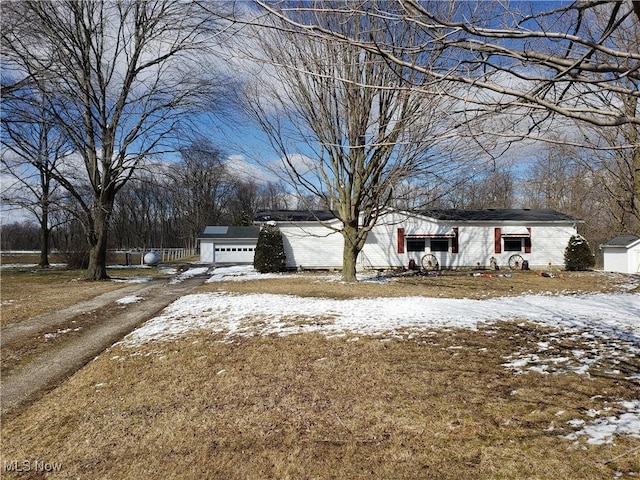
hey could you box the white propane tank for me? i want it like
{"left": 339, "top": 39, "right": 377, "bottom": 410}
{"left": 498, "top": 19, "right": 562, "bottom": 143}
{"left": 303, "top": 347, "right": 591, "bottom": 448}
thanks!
{"left": 143, "top": 251, "right": 160, "bottom": 265}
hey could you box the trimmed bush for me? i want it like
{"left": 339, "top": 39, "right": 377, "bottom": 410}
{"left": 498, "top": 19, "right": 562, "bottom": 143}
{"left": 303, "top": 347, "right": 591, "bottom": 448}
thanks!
{"left": 253, "top": 223, "right": 286, "bottom": 273}
{"left": 564, "top": 234, "right": 595, "bottom": 271}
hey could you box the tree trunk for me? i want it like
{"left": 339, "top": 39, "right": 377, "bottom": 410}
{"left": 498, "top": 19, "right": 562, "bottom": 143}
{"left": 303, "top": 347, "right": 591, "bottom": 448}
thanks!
{"left": 626, "top": 96, "right": 640, "bottom": 229}
{"left": 341, "top": 223, "right": 360, "bottom": 282}
{"left": 38, "top": 206, "right": 50, "bottom": 268}
{"left": 633, "top": 144, "right": 640, "bottom": 229}
{"left": 38, "top": 227, "right": 50, "bottom": 268}
{"left": 86, "top": 197, "right": 113, "bottom": 281}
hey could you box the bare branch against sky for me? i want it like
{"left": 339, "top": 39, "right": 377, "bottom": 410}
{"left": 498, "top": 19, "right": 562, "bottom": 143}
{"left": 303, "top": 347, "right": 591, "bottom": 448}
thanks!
{"left": 1, "top": 0, "right": 236, "bottom": 279}
{"left": 242, "top": 4, "right": 483, "bottom": 281}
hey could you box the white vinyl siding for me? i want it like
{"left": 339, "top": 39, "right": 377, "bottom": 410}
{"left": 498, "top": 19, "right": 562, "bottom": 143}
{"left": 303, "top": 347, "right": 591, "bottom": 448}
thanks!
{"left": 271, "top": 211, "right": 577, "bottom": 271}
{"left": 603, "top": 243, "right": 640, "bottom": 274}
{"left": 278, "top": 222, "right": 344, "bottom": 269}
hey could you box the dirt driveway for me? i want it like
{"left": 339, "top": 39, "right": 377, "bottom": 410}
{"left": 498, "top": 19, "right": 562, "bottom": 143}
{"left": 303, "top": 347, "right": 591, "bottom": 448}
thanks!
{"left": 1, "top": 273, "right": 209, "bottom": 417}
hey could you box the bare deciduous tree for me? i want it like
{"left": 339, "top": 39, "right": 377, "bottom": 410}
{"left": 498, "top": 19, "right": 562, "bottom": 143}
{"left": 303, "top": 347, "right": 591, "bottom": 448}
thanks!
{"left": 171, "top": 140, "right": 236, "bottom": 248}
{"left": 1, "top": 94, "right": 71, "bottom": 267}
{"left": 245, "top": 5, "right": 468, "bottom": 281}
{"left": 255, "top": 0, "right": 640, "bottom": 232}
{"left": 1, "top": 0, "right": 232, "bottom": 279}
{"left": 521, "top": 142, "right": 594, "bottom": 215}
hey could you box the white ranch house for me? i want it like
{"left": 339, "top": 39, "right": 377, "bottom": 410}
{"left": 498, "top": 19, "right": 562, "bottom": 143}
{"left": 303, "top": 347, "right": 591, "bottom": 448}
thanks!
{"left": 254, "top": 209, "right": 580, "bottom": 271}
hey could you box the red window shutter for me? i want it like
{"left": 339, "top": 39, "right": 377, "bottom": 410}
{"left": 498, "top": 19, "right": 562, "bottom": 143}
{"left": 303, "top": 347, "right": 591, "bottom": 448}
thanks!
{"left": 494, "top": 228, "right": 502, "bottom": 253}
{"left": 452, "top": 227, "right": 459, "bottom": 253}
{"left": 524, "top": 227, "right": 532, "bottom": 253}
{"left": 397, "top": 228, "right": 405, "bottom": 254}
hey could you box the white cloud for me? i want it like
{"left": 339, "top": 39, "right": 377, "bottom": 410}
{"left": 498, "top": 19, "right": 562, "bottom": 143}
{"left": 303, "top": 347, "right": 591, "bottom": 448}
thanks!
{"left": 225, "top": 154, "right": 278, "bottom": 184}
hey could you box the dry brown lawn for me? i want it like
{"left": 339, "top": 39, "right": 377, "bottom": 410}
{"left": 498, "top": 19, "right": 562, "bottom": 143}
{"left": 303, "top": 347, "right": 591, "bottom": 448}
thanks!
{"left": 0, "top": 260, "right": 173, "bottom": 327}
{"left": 200, "top": 269, "right": 637, "bottom": 299}
{"left": 0, "top": 269, "right": 127, "bottom": 327}
{"left": 2, "top": 329, "right": 639, "bottom": 479}
{"left": 1, "top": 267, "right": 638, "bottom": 479}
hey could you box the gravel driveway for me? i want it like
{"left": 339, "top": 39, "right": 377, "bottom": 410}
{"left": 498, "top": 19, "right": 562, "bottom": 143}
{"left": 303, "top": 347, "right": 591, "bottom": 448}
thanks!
{"left": 1, "top": 273, "right": 208, "bottom": 417}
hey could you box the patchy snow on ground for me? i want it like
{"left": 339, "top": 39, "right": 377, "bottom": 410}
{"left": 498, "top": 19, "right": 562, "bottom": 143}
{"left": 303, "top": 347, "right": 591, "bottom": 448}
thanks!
{"left": 122, "top": 291, "right": 639, "bottom": 347}
{"left": 204, "top": 265, "right": 395, "bottom": 283}
{"left": 118, "top": 267, "right": 640, "bottom": 446}
{"left": 0, "top": 263, "right": 67, "bottom": 270}
{"left": 44, "top": 326, "right": 82, "bottom": 339}
{"left": 115, "top": 295, "right": 144, "bottom": 305}
{"left": 562, "top": 400, "right": 640, "bottom": 445}
{"left": 205, "top": 265, "right": 295, "bottom": 283}
{"left": 111, "top": 276, "right": 154, "bottom": 283}
{"left": 159, "top": 266, "right": 178, "bottom": 276}
{"left": 108, "top": 265, "right": 153, "bottom": 270}
{"left": 169, "top": 266, "right": 213, "bottom": 284}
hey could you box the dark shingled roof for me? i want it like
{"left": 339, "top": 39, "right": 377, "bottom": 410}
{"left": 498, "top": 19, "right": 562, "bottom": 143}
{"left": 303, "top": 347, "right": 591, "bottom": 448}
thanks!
{"left": 420, "top": 209, "right": 578, "bottom": 222}
{"left": 255, "top": 209, "right": 578, "bottom": 223}
{"left": 199, "top": 226, "right": 259, "bottom": 239}
{"left": 601, "top": 234, "right": 640, "bottom": 248}
{"left": 254, "top": 210, "right": 337, "bottom": 222}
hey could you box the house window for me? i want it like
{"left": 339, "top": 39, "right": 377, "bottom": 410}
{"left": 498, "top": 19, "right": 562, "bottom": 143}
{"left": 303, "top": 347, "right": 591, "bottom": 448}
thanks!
{"left": 407, "top": 239, "right": 426, "bottom": 252}
{"left": 430, "top": 239, "right": 449, "bottom": 252}
{"left": 504, "top": 239, "right": 522, "bottom": 252}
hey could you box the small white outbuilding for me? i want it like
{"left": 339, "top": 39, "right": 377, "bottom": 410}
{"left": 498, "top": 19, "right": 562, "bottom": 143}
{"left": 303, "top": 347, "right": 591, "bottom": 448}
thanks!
{"left": 601, "top": 235, "right": 640, "bottom": 274}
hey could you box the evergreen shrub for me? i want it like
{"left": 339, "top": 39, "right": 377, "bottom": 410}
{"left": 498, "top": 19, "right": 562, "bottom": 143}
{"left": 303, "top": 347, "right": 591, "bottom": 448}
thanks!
{"left": 254, "top": 223, "right": 286, "bottom": 273}
{"left": 564, "top": 234, "right": 595, "bottom": 271}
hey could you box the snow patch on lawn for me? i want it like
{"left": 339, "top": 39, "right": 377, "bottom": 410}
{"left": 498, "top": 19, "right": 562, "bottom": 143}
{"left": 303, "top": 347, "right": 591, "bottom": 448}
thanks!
{"left": 563, "top": 400, "right": 640, "bottom": 445}
{"left": 204, "top": 265, "right": 398, "bottom": 283}
{"left": 111, "top": 276, "right": 153, "bottom": 284}
{"left": 122, "top": 291, "right": 640, "bottom": 347}
{"left": 115, "top": 295, "right": 144, "bottom": 305}
{"left": 205, "top": 265, "right": 285, "bottom": 282}
{"left": 0, "top": 263, "right": 67, "bottom": 269}
{"left": 169, "top": 266, "right": 212, "bottom": 284}
{"left": 118, "top": 282, "right": 640, "bottom": 447}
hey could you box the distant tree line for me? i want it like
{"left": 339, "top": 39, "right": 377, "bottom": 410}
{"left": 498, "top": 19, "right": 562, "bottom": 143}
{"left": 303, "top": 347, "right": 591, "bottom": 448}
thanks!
{"left": 3, "top": 134, "right": 632, "bottom": 269}
{"left": 1, "top": 139, "right": 292, "bottom": 255}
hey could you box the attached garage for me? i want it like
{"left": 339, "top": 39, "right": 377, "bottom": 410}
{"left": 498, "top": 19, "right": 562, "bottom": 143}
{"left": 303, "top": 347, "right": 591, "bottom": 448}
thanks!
{"left": 601, "top": 235, "right": 640, "bottom": 274}
{"left": 199, "top": 226, "right": 259, "bottom": 265}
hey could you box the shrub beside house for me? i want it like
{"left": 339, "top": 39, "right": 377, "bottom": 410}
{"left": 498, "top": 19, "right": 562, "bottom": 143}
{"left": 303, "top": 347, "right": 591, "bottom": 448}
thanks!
{"left": 564, "top": 234, "right": 596, "bottom": 271}
{"left": 253, "top": 223, "right": 286, "bottom": 273}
